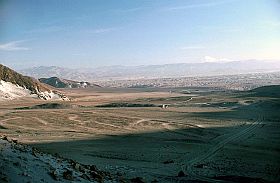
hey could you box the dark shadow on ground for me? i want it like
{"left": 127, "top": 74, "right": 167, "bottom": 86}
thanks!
{"left": 190, "top": 98, "right": 280, "bottom": 122}
{"left": 29, "top": 88, "right": 280, "bottom": 183}
{"left": 30, "top": 122, "right": 280, "bottom": 183}
{"left": 244, "top": 85, "right": 280, "bottom": 98}
{"left": 0, "top": 125, "right": 7, "bottom": 129}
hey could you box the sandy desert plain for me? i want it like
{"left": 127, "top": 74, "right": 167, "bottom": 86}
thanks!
{"left": 0, "top": 86, "right": 279, "bottom": 183}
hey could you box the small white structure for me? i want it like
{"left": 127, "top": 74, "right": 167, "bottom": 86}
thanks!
{"left": 161, "top": 104, "right": 169, "bottom": 109}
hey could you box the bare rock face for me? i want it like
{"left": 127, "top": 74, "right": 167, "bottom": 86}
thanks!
{"left": 0, "top": 64, "right": 69, "bottom": 101}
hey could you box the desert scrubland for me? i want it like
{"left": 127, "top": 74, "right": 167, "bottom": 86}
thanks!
{"left": 1, "top": 86, "right": 279, "bottom": 182}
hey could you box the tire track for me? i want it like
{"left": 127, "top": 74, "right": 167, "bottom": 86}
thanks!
{"left": 130, "top": 118, "right": 150, "bottom": 127}
{"left": 68, "top": 114, "right": 131, "bottom": 131}
{"left": 183, "top": 116, "right": 263, "bottom": 183}
{"left": 32, "top": 117, "right": 48, "bottom": 125}
{"left": 0, "top": 117, "right": 22, "bottom": 127}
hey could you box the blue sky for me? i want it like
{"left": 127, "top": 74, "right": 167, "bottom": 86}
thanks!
{"left": 0, "top": 0, "right": 279, "bottom": 69}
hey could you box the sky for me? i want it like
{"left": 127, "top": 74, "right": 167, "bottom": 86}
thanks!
{"left": 0, "top": 0, "right": 280, "bottom": 69}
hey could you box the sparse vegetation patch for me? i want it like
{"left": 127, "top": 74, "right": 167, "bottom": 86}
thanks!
{"left": 96, "top": 102, "right": 158, "bottom": 108}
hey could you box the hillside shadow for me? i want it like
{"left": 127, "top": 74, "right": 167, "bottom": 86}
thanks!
{"left": 190, "top": 99, "right": 280, "bottom": 122}
{"left": 28, "top": 93, "right": 280, "bottom": 182}
{"left": 243, "top": 85, "right": 280, "bottom": 98}
{"left": 29, "top": 122, "right": 279, "bottom": 183}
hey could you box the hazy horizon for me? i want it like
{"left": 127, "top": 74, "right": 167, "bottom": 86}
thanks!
{"left": 2, "top": 59, "right": 280, "bottom": 71}
{"left": 0, "top": 59, "right": 280, "bottom": 72}
{"left": 0, "top": 0, "right": 280, "bottom": 69}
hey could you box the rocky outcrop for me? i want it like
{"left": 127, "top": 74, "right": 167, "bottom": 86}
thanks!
{"left": 0, "top": 64, "right": 68, "bottom": 100}
{"left": 0, "top": 136, "right": 116, "bottom": 183}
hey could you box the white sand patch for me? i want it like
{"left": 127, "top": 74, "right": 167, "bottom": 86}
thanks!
{"left": 0, "top": 80, "right": 32, "bottom": 100}
{"left": 0, "top": 80, "right": 69, "bottom": 101}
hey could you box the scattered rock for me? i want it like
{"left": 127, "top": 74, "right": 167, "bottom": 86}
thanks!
{"left": 116, "top": 172, "right": 122, "bottom": 176}
{"left": 69, "top": 159, "right": 75, "bottom": 165}
{"left": 163, "top": 160, "right": 174, "bottom": 164}
{"left": 73, "top": 162, "right": 80, "bottom": 170}
{"left": 90, "top": 165, "right": 98, "bottom": 172}
{"left": 18, "top": 156, "right": 27, "bottom": 161}
{"left": 1, "top": 176, "right": 8, "bottom": 182}
{"left": 12, "top": 139, "right": 18, "bottom": 144}
{"left": 80, "top": 173, "right": 91, "bottom": 181}
{"left": 48, "top": 170, "right": 59, "bottom": 181}
{"left": 2, "top": 136, "right": 8, "bottom": 141}
{"left": 0, "top": 138, "right": 115, "bottom": 182}
{"left": 13, "top": 162, "right": 20, "bottom": 167}
{"left": 15, "top": 145, "right": 26, "bottom": 153}
{"left": 31, "top": 150, "right": 37, "bottom": 157}
{"left": 63, "top": 169, "right": 74, "bottom": 181}
{"left": 21, "top": 172, "right": 30, "bottom": 177}
{"left": 177, "top": 171, "right": 185, "bottom": 177}
{"left": 194, "top": 163, "right": 206, "bottom": 169}
{"left": 72, "top": 162, "right": 85, "bottom": 173}
{"left": 130, "top": 177, "right": 145, "bottom": 183}
{"left": 214, "top": 175, "right": 269, "bottom": 183}
{"left": 90, "top": 171, "right": 103, "bottom": 182}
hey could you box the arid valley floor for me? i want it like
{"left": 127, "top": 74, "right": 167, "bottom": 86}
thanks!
{"left": 1, "top": 87, "right": 280, "bottom": 183}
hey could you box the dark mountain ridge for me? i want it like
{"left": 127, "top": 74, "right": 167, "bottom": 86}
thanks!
{"left": 39, "top": 77, "right": 101, "bottom": 88}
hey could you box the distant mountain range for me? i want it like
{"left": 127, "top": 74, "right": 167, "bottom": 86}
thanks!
{"left": 39, "top": 77, "right": 101, "bottom": 88}
{"left": 19, "top": 60, "right": 280, "bottom": 81}
{"left": 20, "top": 66, "right": 93, "bottom": 81}
{"left": 0, "top": 64, "right": 68, "bottom": 100}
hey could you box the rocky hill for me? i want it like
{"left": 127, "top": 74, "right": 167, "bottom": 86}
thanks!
{"left": 249, "top": 85, "right": 280, "bottom": 98}
{"left": 39, "top": 77, "right": 101, "bottom": 88}
{"left": 0, "top": 64, "right": 68, "bottom": 100}
{"left": 0, "top": 136, "right": 115, "bottom": 183}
